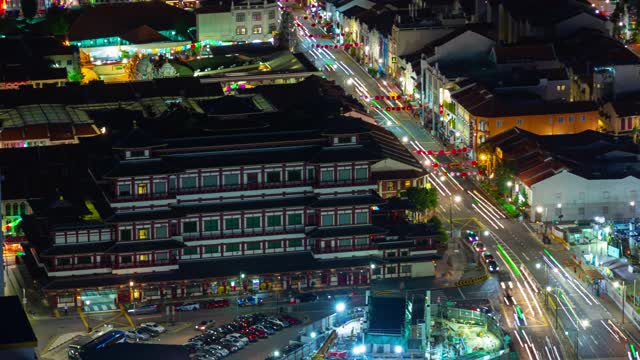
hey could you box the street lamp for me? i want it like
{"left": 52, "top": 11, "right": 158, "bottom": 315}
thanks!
{"left": 394, "top": 345, "right": 403, "bottom": 354}
{"left": 310, "top": 331, "right": 317, "bottom": 338}
{"left": 630, "top": 201, "right": 636, "bottom": 216}
{"left": 614, "top": 280, "right": 626, "bottom": 324}
{"left": 273, "top": 350, "right": 280, "bottom": 357}
{"left": 449, "top": 195, "right": 462, "bottom": 238}
{"left": 335, "top": 302, "right": 346, "bottom": 313}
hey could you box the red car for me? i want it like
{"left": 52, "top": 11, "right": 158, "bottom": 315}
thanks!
{"left": 240, "top": 330, "right": 258, "bottom": 342}
{"left": 280, "top": 315, "right": 301, "bottom": 325}
{"left": 204, "top": 298, "right": 229, "bottom": 309}
{"left": 248, "top": 328, "right": 267, "bottom": 338}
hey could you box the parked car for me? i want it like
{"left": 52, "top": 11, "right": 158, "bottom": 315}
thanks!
{"left": 280, "top": 315, "right": 300, "bottom": 325}
{"left": 226, "top": 333, "right": 249, "bottom": 345}
{"left": 216, "top": 341, "right": 238, "bottom": 353}
{"left": 137, "top": 326, "right": 160, "bottom": 337}
{"left": 195, "top": 320, "right": 217, "bottom": 331}
{"left": 240, "top": 330, "right": 258, "bottom": 342}
{"left": 220, "top": 337, "right": 244, "bottom": 349}
{"left": 247, "top": 327, "right": 267, "bottom": 338}
{"left": 252, "top": 325, "right": 274, "bottom": 335}
{"left": 141, "top": 322, "right": 166, "bottom": 334}
{"left": 237, "top": 296, "right": 263, "bottom": 307}
{"left": 206, "top": 344, "right": 230, "bottom": 356}
{"left": 125, "top": 329, "right": 150, "bottom": 342}
{"left": 204, "top": 298, "right": 230, "bottom": 309}
{"left": 182, "top": 342, "right": 201, "bottom": 354}
{"left": 127, "top": 304, "right": 159, "bottom": 315}
{"left": 488, "top": 260, "right": 499, "bottom": 273}
{"left": 176, "top": 302, "right": 200, "bottom": 311}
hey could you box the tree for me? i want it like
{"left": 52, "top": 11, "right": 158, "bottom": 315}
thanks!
{"left": 405, "top": 186, "right": 438, "bottom": 212}
{"left": 46, "top": 6, "right": 70, "bottom": 36}
{"left": 20, "top": 0, "right": 37, "bottom": 22}
{"left": 67, "top": 70, "right": 84, "bottom": 82}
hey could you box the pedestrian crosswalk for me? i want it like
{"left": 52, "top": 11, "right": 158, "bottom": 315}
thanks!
{"left": 84, "top": 303, "right": 117, "bottom": 313}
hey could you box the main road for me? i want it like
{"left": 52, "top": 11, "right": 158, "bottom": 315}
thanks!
{"left": 292, "top": 10, "right": 638, "bottom": 359}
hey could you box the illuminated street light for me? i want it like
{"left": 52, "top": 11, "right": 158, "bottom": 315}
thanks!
{"left": 370, "top": 263, "right": 376, "bottom": 269}
{"left": 347, "top": 78, "right": 354, "bottom": 85}
{"left": 129, "top": 281, "right": 135, "bottom": 287}
{"left": 274, "top": 350, "right": 280, "bottom": 357}
{"left": 556, "top": 203, "right": 562, "bottom": 209}
{"left": 394, "top": 345, "right": 403, "bottom": 354}
{"left": 506, "top": 181, "right": 513, "bottom": 188}
{"left": 310, "top": 332, "right": 317, "bottom": 338}
{"left": 546, "top": 286, "right": 552, "bottom": 292}
{"left": 631, "top": 201, "right": 636, "bottom": 207}
{"left": 401, "top": 136, "right": 409, "bottom": 143}
{"left": 336, "top": 302, "right": 346, "bottom": 313}
{"left": 536, "top": 206, "right": 543, "bottom": 214}
{"left": 353, "top": 345, "right": 366, "bottom": 354}
{"left": 240, "top": 273, "right": 246, "bottom": 279}
{"left": 439, "top": 175, "right": 446, "bottom": 182}
{"left": 535, "top": 263, "right": 541, "bottom": 269}
{"left": 483, "top": 230, "right": 489, "bottom": 236}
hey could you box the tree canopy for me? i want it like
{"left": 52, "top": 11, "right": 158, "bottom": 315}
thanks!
{"left": 405, "top": 187, "right": 438, "bottom": 212}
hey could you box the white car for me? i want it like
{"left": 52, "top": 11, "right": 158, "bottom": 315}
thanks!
{"left": 125, "top": 329, "right": 150, "bottom": 342}
{"left": 206, "top": 345, "right": 229, "bottom": 356}
{"left": 140, "top": 322, "right": 166, "bottom": 334}
{"left": 223, "top": 336, "right": 246, "bottom": 348}
{"left": 226, "top": 333, "right": 249, "bottom": 345}
{"left": 176, "top": 302, "right": 200, "bottom": 311}
{"left": 267, "top": 317, "right": 286, "bottom": 327}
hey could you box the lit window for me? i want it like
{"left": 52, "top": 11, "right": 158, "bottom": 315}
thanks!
{"left": 138, "top": 254, "right": 150, "bottom": 262}
{"left": 138, "top": 228, "right": 149, "bottom": 240}
{"left": 137, "top": 183, "right": 148, "bottom": 195}
{"left": 404, "top": 180, "right": 411, "bottom": 188}
{"left": 236, "top": 26, "right": 247, "bottom": 35}
{"left": 253, "top": 25, "right": 263, "bottom": 34}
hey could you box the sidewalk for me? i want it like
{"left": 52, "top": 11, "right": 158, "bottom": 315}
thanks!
{"left": 432, "top": 237, "right": 486, "bottom": 288}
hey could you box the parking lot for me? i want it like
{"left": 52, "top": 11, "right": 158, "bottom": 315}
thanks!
{"left": 39, "top": 293, "right": 341, "bottom": 360}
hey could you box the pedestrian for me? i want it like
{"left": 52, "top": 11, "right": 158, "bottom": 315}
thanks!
{"left": 64, "top": 305, "right": 68, "bottom": 316}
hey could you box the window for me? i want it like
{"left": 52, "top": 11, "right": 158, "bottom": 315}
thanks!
{"left": 569, "top": 116, "right": 575, "bottom": 123}
{"left": 621, "top": 118, "right": 627, "bottom": 131}
{"left": 321, "top": 169, "right": 334, "bottom": 182}
{"left": 603, "top": 206, "right": 609, "bottom": 215}
{"left": 337, "top": 168, "right": 351, "bottom": 181}
{"left": 336, "top": 136, "right": 354, "bottom": 144}
{"left": 183, "top": 247, "right": 199, "bottom": 256}
{"left": 181, "top": 176, "right": 197, "bottom": 189}
{"left": 372, "top": 267, "right": 381, "bottom": 276}
{"left": 338, "top": 239, "right": 351, "bottom": 248}
{"left": 236, "top": 12, "right": 245, "bottom": 22}
{"left": 266, "top": 171, "right": 281, "bottom": 183}
{"left": 246, "top": 216, "right": 261, "bottom": 229}
{"left": 287, "top": 213, "right": 303, "bottom": 225}
{"left": 253, "top": 25, "right": 263, "bottom": 34}
{"left": 246, "top": 242, "right": 261, "bottom": 251}
{"left": 580, "top": 115, "right": 586, "bottom": 123}
{"left": 137, "top": 183, "right": 148, "bottom": 195}
{"left": 268, "top": 9, "right": 275, "bottom": 19}
{"left": 156, "top": 252, "right": 168, "bottom": 261}
{"left": 4, "top": 204, "right": 10, "bottom": 216}
{"left": 322, "top": 214, "right": 334, "bottom": 226}
{"left": 204, "top": 245, "right": 219, "bottom": 254}
{"left": 129, "top": 150, "right": 146, "bottom": 158}
{"left": 120, "top": 228, "right": 132, "bottom": 241}
{"left": 154, "top": 181, "right": 167, "bottom": 194}
{"left": 338, "top": 213, "right": 351, "bottom": 225}
{"left": 516, "top": 119, "right": 523, "bottom": 126}
{"left": 267, "top": 215, "right": 282, "bottom": 227}
{"left": 138, "top": 228, "right": 149, "bottom": 240}
{"left": 355, "top": 238, "right": 368, "bottom": 246}
{"left": 356, "top": 212, "right": 368, "bottom": 224}
{"left": 269, "top": 23, "right": 277, "bottom": 33}
{"left": 387, "top": 251, "right": 396, "bottom": 257}
{"left": 225, "top": 218, "right": 240, "bottom": 230}
{"left": 77, "top": 256, "right": 92, "bottom": 265}
{"left": 267, "top": 241, "right": 282, "bottom": 249}
{"left": 288, "top": 239, "right": 303, "bottom": 247}
{"left": 155, "top": 225, "right": 168, "bottom": 239}
{"left": 556, "top": 85, "right": 566, "bottom": 91}
{"left": 496, "top": 120, "right": 503, "bottom": 128}
{"left": 355, "top": 168, "right": 368, "bottom": 179}
{"left": 252, "top": 12, "right": 262, "bottom": 21}
{"left": 401, "top": 265, "right": 412, "bottom": 273}
{"left": 404, "top": 180, "right": 411, "bottom": 188}
{"left": 204, "top": 219, "right": 219, "bottom": 232}
{"left": 169, "top": 177, "right": 177, "bottom": 191}
{"left": 121, "top": 255, "right": 132, "bottom": 264}
{"left": 118, "top": 184, "right": 131, "bottom": 196}
{"left": 578, "top": 207, "right": 585, "bottom": 216}
{"left": 549, "top": 117, "right": 554, "bottom": 124}
{"left": 226, "top": 244, "right": 240, "bottom": 252}
{"left": 386, "top": 182, "right": 394, "bottom": 191}
{"left": 138, "top": 254, "right": 150, "bottom": 262}
{"left": 236, "top": 26, "right": 247, "bottom": 35}
{"left": 246, "top": 172, "right": 259, "bottom": 185}
{"left": 557, "top": 116, "right": 564, "bottom": 124}
{"left": 57, "top": 258, "right": 71, "bottom": 266}
{"left": 67, "top": 60, "right": 73, "bottom": 66}
{"left": 223, "top": 173, "right": 240, "bottom": 186}
{"left": 307, "top": 168, "right": 315, "bottom": 180}
{"left": 387, "top": 266, "right": 396, "bottom": 274}
{"left": 183, "top": 221, "right": 198, "bottom": 233}
{"left": 202, "top": 175, "right": 218, "bottom": 188}
{"left": 287, "top": 169, "right": 302, "bottom": 182}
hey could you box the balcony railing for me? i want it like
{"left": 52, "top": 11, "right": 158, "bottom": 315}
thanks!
{"left": 112, "top": 192, "right": 177, "bottom": 203}
{"left": 312, "top": 244, "right": 378, "bottom": 254}
{"left": 316, "top": 179, "right": 376, "bottom": 188}
{"left": 177, "top": 180, "right": 311, "bottom": 195}
{"left": 113, "top": 258, "right": 178, "bottom": 269}
{"left": 183, "top": 226, "right": 305, "bottom": 241}
{"left": 50, "top": 262, "right": 111, "bottom": 272}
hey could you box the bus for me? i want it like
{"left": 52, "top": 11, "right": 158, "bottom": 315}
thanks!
{"left": 67, "top": 330, "right": 126, "bottom": 360}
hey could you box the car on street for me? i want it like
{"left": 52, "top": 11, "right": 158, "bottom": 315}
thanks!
{"left": 482, "top": 252, "right": 494, "bottom": 263}
{"left": 140, "top": 322, "right": 166, "bottom": 334}
{"left": 125, "top": 329, "right": 150, "bottom": 342}
{"left": 195, "top": 320, "right": 217, "bottom": 331}
{"left": 127, "top": 304, "right": 159, "bottom": 315}
{"left": 294, "top": 292, "right": 318, "bottom": 303}
{"left": 473, "top": 242, "right": 486, "bottom": 252}
{"left": 466, "top": 230, "right": 478, "bottom": 243}
{"left": 237, "top": 296, "right": 264, "bottom": 307}
{"left": 488, "top": 260, "right": 499, "bottom": 273}
{"left": 514, "top": 305, "right": 527, "bottom": 326}
{"left": 176, "top": 302, "right": 200, "bottom": 311}
{"left": 204, "top": 298, "right": 229, "bottom": 309}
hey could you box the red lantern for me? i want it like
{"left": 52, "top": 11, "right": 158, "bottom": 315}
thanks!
{"left": 303, "top": 16, "right": 308, "bottom": 20}
{"left": 375, "top": 96, "right": 380, "bottom": 100}
{"left": 479, "top": 170, "right": 485, "bottom": 175}
{"left": 334, "top": 45, "right": 339, "bottom": 49}
{"left": 451, "top": 149, "right": 457, "bottom": 155}
{"left": 427, "top": 150, "right": 433, "bottom": 155}
{"left": 462, "top": 147, "right": 468, "bottom": 152}
{"left": 439, "top": 104, "right": 443, "bottom": 114}
{"left": 407, "top": 106, "right": 412, "bottom": 111}
{"left": 461, "top": 172, "right": 468, "bottom": 177}
{"left": 311, "top": 23, "right": 316, "bottom": 27}
{"left": 432, "top": 163, "right": 439, "bottom": 168}
{"left": 471, "top": 160, "right": 478, "bottom": 166}
{"left": 386, "top": 107, "right": 391, "bottom": 111}
{"left": 190, "top": 43, "right": 196, "bottom": 49}
{"left": 439, "top": 150, "right": 445, "bottom": 155}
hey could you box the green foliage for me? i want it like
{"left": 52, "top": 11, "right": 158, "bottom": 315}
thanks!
{"left": 67, "top": 71, "right": 83, "bottom": 82}
{"left": 428, "top": 216, "right": 448, "bottom": 244}
{"left": 46, "top": 6, "right": 69, "bottom": 36}
{"left": 20, "top": 0, "right": 37, "bottom": 21}
{"left": 404, "top": 186, "right": 438, "bottom": 212}
{"left": 497, "top": 198, "right": 520, "bottom": 218}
